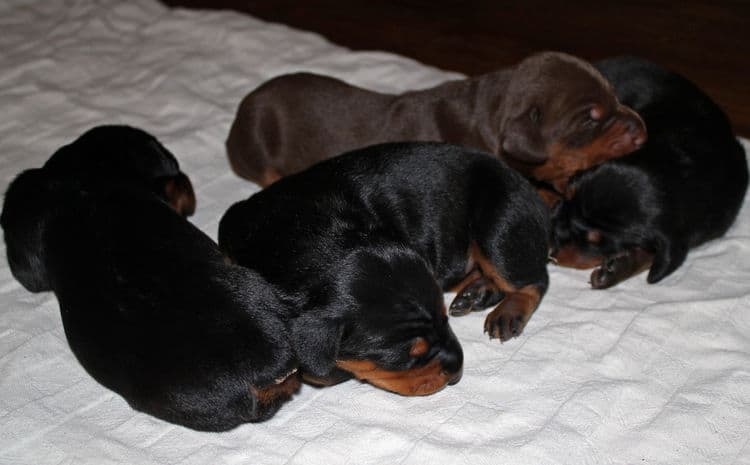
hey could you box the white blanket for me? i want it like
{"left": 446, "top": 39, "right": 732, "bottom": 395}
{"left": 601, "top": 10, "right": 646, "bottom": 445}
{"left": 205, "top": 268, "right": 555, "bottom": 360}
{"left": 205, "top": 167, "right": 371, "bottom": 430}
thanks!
{"left": 1, "top": 1, "right": 748, "bottom": 464}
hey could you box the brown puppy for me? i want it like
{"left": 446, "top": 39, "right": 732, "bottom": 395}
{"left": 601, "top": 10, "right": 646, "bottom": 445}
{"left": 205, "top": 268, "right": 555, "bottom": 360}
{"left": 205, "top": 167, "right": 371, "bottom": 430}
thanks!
{"left": 227, "top": 51, "right": 646, "bottom": 189}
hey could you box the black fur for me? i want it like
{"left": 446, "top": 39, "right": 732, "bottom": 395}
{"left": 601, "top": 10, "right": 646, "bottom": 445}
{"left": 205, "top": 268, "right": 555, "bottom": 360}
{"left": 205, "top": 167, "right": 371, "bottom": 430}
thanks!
{"left": 219, "top": 142, "right": 549, "bottom": 393}
{"left": 551, "top": 57, "right": 748, "bottom": 288}
{"left": 1, "top": 126, "right": 298, "bottom": 431}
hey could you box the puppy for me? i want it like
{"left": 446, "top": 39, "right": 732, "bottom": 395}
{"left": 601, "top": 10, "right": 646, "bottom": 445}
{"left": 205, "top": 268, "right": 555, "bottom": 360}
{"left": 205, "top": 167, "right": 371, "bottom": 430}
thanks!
{"left": 1, "top": 126, "right": 299, "bottom": 431}
{"left": 219, "top": 142, "right": 550, "bottom": 394}
{"left": 226, "top": 51, "right": 646, "bottom": 188}
{"left": 550, "top": 57, "right": 748, "bottom": 288}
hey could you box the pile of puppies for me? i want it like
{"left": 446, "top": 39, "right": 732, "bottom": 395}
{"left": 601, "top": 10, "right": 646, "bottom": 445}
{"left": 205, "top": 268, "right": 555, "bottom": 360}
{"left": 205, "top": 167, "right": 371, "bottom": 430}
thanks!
{"left": 2, "top": 53, "right": 746, "bottom": 431}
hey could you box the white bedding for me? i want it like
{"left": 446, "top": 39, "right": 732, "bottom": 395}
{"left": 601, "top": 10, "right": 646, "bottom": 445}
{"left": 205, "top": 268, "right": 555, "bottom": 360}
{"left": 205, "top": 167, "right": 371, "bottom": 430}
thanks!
{"left": 1, "top": 1, "right": 749, "bottom": 464}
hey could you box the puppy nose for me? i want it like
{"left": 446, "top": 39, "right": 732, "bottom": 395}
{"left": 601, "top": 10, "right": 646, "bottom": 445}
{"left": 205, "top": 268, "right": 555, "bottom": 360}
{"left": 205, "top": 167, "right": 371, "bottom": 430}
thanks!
{"left": 624, "top": 114, "right": 647, "bottom": 146}
{"left": 446, "top": 367, "right": 463, "bottom": 385}
{"left": 437, "top": 340, "right": 463, "bottom": 377}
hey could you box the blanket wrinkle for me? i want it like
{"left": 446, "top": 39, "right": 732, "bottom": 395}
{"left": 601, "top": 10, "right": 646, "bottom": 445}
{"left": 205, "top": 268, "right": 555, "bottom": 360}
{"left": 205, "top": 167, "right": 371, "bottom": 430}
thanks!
{"left": 1, "top": 0, "right": 749, "bottom": 464}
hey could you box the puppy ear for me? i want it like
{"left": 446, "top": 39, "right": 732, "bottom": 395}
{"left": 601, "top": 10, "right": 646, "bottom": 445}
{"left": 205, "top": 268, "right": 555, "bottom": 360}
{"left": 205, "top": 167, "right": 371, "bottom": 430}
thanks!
{"left": 647, "top": 236, "right": 688, "bottom": 284}
{"left": 289, "top": 313, "right": 343, "bottom": 378}
{"left": 155, "top": 172, "right": 196, "bottom": 217}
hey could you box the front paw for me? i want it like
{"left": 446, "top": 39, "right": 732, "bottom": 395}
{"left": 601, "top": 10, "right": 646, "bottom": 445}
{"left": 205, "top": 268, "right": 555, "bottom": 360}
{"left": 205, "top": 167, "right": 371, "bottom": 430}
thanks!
{"left": 449, "top": 278, "right": 505, "bottom": 317}
{"left": 484, "top": 305, "right": 527, "bottom": 342}
{"left": 590, "top": 249, "right": 653, "bottom": 289}
{"left": 590, "top": 258, "right": 619, "bottom": 289}
{"left": 482, "top": 288, "right": 541, "bottom": 342}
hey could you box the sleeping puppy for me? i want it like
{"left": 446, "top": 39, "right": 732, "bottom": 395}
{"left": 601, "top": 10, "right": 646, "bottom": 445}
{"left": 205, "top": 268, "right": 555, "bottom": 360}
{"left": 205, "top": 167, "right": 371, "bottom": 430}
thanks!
{"left": 226, "top": 51, "right": 646, "bottom": 188}
{"left": 1, "top": 126, "right": 299, "bottom": 431}
{"left": 550, "top": 57, "right": 748, "bottom": 288}
{"left": 219, "top": 142, "right": 550, "bottom": 394}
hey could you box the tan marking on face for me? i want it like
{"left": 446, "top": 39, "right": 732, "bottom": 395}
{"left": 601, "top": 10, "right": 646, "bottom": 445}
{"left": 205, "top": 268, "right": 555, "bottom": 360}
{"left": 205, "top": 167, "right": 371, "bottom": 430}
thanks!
{"left": 409, "top": 337, "right": 430, "bottom": 358}
{"left": 586, "top": 229, "right": 602, "bottom": 244}
{"left": 530, "top": 105, "right": 646, "bottom": 184}
{"left": 335, "top": 357, "right": 450, "bottom": 396}
{"left": 257, "top": 168, "right": 282, "bottom": 187}
{"left": 163, "top": 172, "right": 197, "bottom": 217}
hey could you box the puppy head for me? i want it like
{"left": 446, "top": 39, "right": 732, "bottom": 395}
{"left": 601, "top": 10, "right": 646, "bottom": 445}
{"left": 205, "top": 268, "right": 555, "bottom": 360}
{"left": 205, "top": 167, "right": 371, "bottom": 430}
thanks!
{"left": 44, "top": 125, "right": 196, "bottom": 216}
{"left": 291, "top": 245, "right": 463, "bottom": 396}
{"left": 498, "top": 52, "right": 647, "bottom": 187}
{"left": 550, "top": 162, "right": 684, "bottom": 283}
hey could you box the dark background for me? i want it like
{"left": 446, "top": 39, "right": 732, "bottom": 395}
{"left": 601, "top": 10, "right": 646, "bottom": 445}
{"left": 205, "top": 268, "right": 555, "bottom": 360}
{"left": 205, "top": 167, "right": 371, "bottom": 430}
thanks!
{"left": 164, "top": 0, "right": 750, "bottom": 136}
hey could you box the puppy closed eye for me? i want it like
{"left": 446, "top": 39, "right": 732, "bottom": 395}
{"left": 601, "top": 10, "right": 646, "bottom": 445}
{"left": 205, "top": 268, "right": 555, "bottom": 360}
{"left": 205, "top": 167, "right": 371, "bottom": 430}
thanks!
{"left": 589, "top": 105, "right": 604, "bottom": 121}
{"left": 528, "top": 107, "right": 542, "bottom": 125}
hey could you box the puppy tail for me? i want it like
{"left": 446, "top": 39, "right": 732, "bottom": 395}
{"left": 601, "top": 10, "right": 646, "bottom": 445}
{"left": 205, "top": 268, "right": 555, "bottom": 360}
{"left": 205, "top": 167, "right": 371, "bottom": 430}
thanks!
{"left": 0, "top": 169, "right": 57, "bottom": 292}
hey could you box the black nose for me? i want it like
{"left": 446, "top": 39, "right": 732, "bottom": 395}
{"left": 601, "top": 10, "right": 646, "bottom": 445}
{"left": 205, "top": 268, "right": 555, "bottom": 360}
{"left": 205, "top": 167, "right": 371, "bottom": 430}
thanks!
{"left": 446, "top": 367, "right": 463, "bottom": 385}
{"left": 437, "top": 328, "right": 464, "bottom": 383}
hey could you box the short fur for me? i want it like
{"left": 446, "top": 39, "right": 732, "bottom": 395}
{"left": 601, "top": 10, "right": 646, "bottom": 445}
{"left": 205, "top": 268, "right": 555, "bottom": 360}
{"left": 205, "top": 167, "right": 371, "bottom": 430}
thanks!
{"left": 550, "top": 57, "right": 748, "bottom": 288}
{"left": 1, "top": 126, "right": 299, "bottom": 431}
{"left": 219, "top": 143, "right": 550, "bottom": 395}
{"left": 226, "top": 51, "right": 646, "bottom": 188}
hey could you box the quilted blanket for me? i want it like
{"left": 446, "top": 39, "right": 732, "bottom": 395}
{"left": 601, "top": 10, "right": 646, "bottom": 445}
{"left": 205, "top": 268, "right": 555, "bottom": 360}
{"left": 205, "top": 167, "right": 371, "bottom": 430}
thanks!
{"left": 1, "top": 1, "right": 748, "bottom": 464}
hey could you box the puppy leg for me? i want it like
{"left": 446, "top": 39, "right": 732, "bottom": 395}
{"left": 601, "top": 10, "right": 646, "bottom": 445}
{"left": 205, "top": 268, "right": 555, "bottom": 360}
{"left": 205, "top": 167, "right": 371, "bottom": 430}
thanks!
{"left": 483, "top": 285, "right": 542, "bottom": 341}
{"left": 448, "top": 270, "right": 505, "bottom": 316}
{"left": 590, "top": 248, "right": 653, "bottom": 289}
{"left": 467, "top": 243, "right": 545, "bottom": 342}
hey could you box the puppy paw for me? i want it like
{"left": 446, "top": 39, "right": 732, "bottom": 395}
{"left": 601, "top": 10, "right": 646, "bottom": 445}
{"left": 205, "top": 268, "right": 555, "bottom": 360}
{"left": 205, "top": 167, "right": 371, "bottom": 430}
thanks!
{"left": 590, "top": 258, "right": 619, "bottom": 289}
{"left": 590, "top": 248, "right": 653, "bottom": 289}
{"left": 482, "top": 288, "right": 540, "bottom": 342}
{"left": 449, "top": 278, "right": 505, "bottom": 317}
{"left": 483, "top": 303, "right": 527, "bottom": 342}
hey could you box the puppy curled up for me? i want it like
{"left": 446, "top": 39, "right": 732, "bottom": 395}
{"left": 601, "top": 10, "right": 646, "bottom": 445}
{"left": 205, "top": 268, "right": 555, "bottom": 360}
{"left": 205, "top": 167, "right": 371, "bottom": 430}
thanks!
{"left": 227, "top": 51, "right": 646, "bottom": 189}
{"left": 1, "top": 126, "right": 300, "bottom": 431}
{"left": 219, "top": 142, "right": 550, "bottom": 396}
{"left": 550, "top": 57, "right": 748, "bottom": 288}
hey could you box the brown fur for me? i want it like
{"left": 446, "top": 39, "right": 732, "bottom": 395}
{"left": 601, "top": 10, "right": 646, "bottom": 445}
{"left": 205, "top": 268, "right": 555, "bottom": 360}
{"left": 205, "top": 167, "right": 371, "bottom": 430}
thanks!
{"left": 227, "top": 51, "right": 646, "bottom": 187}
{"left": 336, "top": 358, "right": 453, "bottom": 396}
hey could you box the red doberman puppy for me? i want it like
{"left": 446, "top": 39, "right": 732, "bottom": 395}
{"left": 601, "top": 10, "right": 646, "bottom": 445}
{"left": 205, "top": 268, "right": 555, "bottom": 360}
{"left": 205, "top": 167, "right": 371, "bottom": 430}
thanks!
{"left": 226, "top": 51, "right": 646, "bottom": 189}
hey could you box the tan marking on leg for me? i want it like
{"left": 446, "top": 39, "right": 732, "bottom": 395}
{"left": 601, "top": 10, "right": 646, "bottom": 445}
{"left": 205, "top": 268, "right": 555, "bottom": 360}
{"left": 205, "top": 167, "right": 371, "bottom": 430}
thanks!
{"left": 252, "top": 370, "right": 301, "bottom": 408}
{"left": 447, "top": 268, "right": 482, "bottom": 294}
{"left": 467, "top": 242, "right": 543, "bottom": 341}
{"left": 552, "top": 245, "right": 604, "bottom": 269}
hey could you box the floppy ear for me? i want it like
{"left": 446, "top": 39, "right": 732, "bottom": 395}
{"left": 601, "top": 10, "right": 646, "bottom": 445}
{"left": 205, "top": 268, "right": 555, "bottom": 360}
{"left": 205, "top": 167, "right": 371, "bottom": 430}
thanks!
{"left": 289, "top": 312, "right": 343, "bottom": 378}
{"left": 647, "top": 236, "right": 688, "bottom": 284}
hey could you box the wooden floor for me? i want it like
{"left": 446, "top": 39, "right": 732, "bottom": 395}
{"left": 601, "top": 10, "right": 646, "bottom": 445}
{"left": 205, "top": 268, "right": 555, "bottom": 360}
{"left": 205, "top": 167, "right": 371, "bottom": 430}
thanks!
{"left": 164, "top": 0, "right": 750, "bottom": 136}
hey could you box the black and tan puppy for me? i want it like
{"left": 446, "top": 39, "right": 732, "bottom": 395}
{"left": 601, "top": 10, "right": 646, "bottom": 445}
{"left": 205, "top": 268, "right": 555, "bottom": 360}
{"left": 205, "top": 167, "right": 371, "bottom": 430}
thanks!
{"left": 219, "top": 142, "right": 549, "bottom": 394}
{"left": 1, "top": 126, "right": 299, "bottom": 431}
{"left": 550, "top": 57, "right": 748, "bottom": 288}
{"left": 227, "top": 51, "right": 646, "bottom": 188}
